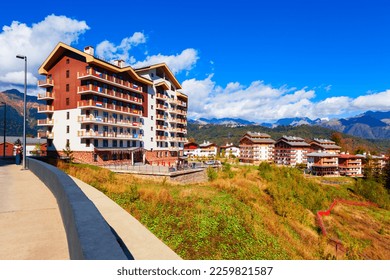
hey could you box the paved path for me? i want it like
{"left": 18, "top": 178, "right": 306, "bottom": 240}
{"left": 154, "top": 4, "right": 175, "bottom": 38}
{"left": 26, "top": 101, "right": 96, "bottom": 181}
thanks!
{"left": 71, "top": 176, "right": 181, "bottom": 260}
{"left": 0, "top": 160, "right": 69, "bottom": 260}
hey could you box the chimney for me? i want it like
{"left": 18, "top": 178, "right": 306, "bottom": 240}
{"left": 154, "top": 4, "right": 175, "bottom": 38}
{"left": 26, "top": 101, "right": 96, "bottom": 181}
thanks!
{"left": 114, "top": 59, "right": 125, "bottom": 68}
{"left": 84, "top": 46, "right": 94, "bottom": 56}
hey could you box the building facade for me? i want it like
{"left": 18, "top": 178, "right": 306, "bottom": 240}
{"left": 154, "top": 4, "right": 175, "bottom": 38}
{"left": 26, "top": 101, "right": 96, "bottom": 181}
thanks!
{"left": 338, "top": 153, "right": 363, "bottom": 177}
{"left": 37, "top": 43, "right": 187, "bottom": 165}
{"left": 219, "top": 143, "right": 240, "bottom": 158}
{"left": 309, "top": 138, "right": 341, "bottom": 154}
{"left": 274, "top": 136, "right": 310, "bottom": 166}
{"left": 239, "top": 132, "right": 275, "bottom": 164}
{"left": 307, "top": 152, "right": 339, "bottom": 176}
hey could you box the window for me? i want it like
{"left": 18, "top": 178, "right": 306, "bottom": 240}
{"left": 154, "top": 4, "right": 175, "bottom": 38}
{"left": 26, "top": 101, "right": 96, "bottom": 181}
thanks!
{"left": 119, "top": 140, "right": 123, "bottom": 147}
{"left": 113, "top": 140, "right": 117, "bottom": 147}
{"left": 66, "top": 112, "right": 70, "bottom": 119}
{"left": 151, "top": 127, "right": 153, "bottom": 131}
{"left": 66, "top": 84, "right": 69, "bottom": 92}
{"left": 103, "top": 140, "right": 108, "bottom": 147}
{"left": 94, "top": 139, "right": 99, "bottom": 148}
{"left": 66, "top": 70, "right": 69, "bottom": 78}
{"left": 151, "top": 105, "right": 154, "bottom": 109}
{"left": 66, "top": 98, "right": 70, "bottom": 106}
{"left": 151, "top": 116, "right": 153, "bottom": 120}
{"left": 151, "top": 137, "right": 153, "bottom": 142}
{"left": 66, "top": 58, "right": 70, "bottom": 64}
{"left": 86, "top": 139, "right": 90, "bottom": 147}
{"left": 66, "top": 125, "right": 70, "bottom": 133}
{"left": 66, "top": 139, "right": 70, "bottom": 147}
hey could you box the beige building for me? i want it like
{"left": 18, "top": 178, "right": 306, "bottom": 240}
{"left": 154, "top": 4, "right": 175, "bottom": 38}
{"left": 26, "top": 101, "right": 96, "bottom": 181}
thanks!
{"left": 239, "top": 132, "right": 275, "bottom": 164}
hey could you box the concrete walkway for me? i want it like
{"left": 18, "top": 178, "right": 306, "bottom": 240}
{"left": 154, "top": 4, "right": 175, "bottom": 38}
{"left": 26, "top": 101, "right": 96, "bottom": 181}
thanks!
{"left": 71, "top": 176, "right": 181, "bottom": 260}
{"left": 0, "top": 160, "right": 69, "bottom": 260}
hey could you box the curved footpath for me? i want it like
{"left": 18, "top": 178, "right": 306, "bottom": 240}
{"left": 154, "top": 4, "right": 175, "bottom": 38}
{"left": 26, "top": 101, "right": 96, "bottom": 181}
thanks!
{"left": 70, "top": 176, "right": 181, "bottom": 260}
{"left": 0, "top": 159, "right": 180, "bottom": 260}
{"left": 0, "top": 160, "right": 69, "bottom": 260}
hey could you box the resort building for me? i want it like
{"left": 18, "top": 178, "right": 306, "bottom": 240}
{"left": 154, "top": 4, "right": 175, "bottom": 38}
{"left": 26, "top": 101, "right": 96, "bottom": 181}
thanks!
{"left": 37, "top": 43, "right": 187, "bottom": 166}
{"left": 183, "top": 141, "right": 199, "bottom": 158}
{"left": 338, "top": 153, "right": 363, "bottom": 177}
{"left": 239, "top": 132, "right": 275, "bottom": 164}
{"left": 274, "top": 136, "right": 310, "bottom": 166}
{"left": 219, "top": 143, "right": 240, "bottom": 158}
{"left": 197, "top": 141, "right": 218, "bottom": 158}
{"left": 356, "top": 153, "right": 389, "bottom": 174}
{"left": 309, "top": 138, "right": 341, "bottom": 154}
{"left": 307, "top": 152, "right": 339, "bottom": 176}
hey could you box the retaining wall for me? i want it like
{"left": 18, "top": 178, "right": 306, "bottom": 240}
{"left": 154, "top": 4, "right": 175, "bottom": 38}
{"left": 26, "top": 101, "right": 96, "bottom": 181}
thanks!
{"left": 26, "top": 158, "right": 128, "bottom": 260}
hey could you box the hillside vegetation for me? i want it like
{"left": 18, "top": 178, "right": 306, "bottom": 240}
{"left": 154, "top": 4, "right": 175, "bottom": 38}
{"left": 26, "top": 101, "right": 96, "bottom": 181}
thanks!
{"left": 56, "top": 161, "right": 390, "bottom": 260}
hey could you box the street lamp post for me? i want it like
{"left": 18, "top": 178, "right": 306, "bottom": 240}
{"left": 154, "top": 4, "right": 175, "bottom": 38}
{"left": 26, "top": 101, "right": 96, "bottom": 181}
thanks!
{"left": 16, "top": 55, "right": 27, "bottom": 169}
{"left": 0, "top": 102, "right": 5, "bottom": 158}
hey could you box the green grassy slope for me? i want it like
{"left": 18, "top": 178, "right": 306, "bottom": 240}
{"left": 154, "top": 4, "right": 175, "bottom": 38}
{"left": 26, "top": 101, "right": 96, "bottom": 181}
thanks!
{"left": 57, "top": 161, "right": 390, "bottom": 260}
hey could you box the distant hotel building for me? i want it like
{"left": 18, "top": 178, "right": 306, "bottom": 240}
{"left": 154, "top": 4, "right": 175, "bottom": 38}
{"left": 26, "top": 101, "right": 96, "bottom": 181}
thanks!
{"left": 37, "top": 43, "right": 187, "bottom": 165}
{"left": 239, "top": 132, "right": 275, "bottom": 164}
{"left": 309, "top": 138, "right": 341, "bottom": 154}
{"left": 274, "top": 136, "right": 310, "bottom": 166}
{"left": 219, "top": 143, "right": 240, "bottom": 158}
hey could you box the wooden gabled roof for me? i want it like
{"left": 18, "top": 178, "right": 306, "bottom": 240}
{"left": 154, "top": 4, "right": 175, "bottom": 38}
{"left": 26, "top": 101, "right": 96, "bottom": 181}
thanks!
{"left": 38, "top": 42, "right": 153, "bottom": 85}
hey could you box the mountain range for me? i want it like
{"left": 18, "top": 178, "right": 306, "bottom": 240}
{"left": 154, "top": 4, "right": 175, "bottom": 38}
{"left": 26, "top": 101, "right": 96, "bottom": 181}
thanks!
{"left": 190, "top": 111, "right": 390, "bottom": 139}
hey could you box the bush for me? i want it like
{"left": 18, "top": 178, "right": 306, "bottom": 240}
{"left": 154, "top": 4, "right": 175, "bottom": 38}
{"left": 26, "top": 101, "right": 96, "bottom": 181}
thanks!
{"left": 207, "top": 167, "right": 218, "bottom": 181}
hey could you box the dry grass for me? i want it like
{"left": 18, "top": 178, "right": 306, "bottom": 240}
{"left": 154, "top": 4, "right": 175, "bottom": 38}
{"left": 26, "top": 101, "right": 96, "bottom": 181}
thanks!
{"left": 55, "top": 160, "right": 390, "bottom": 260}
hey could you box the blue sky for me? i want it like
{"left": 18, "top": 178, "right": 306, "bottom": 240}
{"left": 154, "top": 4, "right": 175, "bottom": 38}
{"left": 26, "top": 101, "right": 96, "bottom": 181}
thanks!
{"left": 1, "top": 0, "right": 390, "bottom": 122}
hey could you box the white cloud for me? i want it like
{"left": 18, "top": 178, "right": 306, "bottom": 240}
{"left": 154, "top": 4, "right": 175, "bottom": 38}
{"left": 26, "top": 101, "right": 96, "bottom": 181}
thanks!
{"left": 96, "top": 32, "right": 146, "bottom": 63}
{"left": 181, "top": 75, "right": 390, "bottom": 122}
{"left": 0, "top": 71, "right": 37, "bottom": 85}
{"left": 351, "top": 90, "right": 390, "bottom": 110}
{"left": 0, "top": 15, "right": 89, "bottom": 88}
{"left": 132, "top": 48, "right": 199, "bottom": 74}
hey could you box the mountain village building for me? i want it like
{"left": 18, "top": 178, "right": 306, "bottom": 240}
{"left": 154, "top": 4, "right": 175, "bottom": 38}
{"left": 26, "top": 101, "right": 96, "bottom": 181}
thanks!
{"left": 274, "top": 136, "right": 310, "bottom": 166}
{"left": 219, "top": 143, "right": 240, "bottom": 158}
{"left": 239, "top": 132, "right": 275, "bottom": 164}
{"left": 37, "top": 43, "right": 187, "bottom": 166}
{"left": 307, "top": 152, "right": 339, "bottom": 176}
{"left": 338, "top": 153, "right": 363, "bottom": 177}
{"left": 309, "top": 138, "right": 341, "bottom": 154}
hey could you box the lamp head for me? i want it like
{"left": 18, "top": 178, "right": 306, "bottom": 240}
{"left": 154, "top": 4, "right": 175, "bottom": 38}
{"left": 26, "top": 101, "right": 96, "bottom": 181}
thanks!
{"left": 16, "top": 55, "right": 26, "bottom": 59}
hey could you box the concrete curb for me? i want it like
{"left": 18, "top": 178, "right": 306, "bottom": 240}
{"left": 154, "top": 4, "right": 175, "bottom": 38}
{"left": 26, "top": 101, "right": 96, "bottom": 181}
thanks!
{"left": 26, "top": 158, "right": 128, "bottom": 260}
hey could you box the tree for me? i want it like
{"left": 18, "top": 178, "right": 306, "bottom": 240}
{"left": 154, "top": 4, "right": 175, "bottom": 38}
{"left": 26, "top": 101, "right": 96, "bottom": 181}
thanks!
{"left": 62, "top": 141, "right": 74, "bottom": 163}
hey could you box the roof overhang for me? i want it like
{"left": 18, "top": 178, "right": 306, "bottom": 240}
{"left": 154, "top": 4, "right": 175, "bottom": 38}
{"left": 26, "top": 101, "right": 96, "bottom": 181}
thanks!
{"left": 135, "top": 63, "right": 182, "bottom": 89}
{"left": 38, "top": 42, "right": 152, "bottom": 85}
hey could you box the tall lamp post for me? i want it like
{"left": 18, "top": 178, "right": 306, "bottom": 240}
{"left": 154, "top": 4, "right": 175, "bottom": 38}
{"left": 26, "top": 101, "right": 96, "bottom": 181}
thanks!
{"left": 16, "top": 55, "right": 27, "bottom": 170}
{"left": 0, "top": 102, "right": 5, "bottom": 158}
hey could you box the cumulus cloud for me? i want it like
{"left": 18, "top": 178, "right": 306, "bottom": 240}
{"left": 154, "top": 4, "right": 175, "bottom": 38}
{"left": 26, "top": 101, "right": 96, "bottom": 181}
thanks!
{"left": 0, "top": 15, "right": 89, "bottom": 87}
{"left": 351, "top": 90, "right": 390, "bottom": 111}
{"left": 132, "top": 48, "right": 199, "bottom": 74}
{"left": 96, "top": 32, "right": 146, "bottom": 63}
{"left": 181, "top": 75, "right": 390, "bottom": 122}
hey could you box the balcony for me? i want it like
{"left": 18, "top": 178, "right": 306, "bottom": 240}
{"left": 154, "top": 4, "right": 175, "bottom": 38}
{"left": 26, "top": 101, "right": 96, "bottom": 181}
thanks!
{"left": 78, "top": 129, "right": 143, "bottom": 140}
{"left": 37, "top": 118, "right": 54, "bottom": 126}
{"left": 77, "top": 71, "right": 144, "bottom": 94}
{"left": 77, "top": 85, "right": 142, "bottom": 105}
{"left": 38, "top": 105, "right": 54, "bottom": 113}
{"left": 38, "top": 78, "right": 54, "bottom": 88}
{"left": 156, "top": 125, "right": 167, "bottom": 131}
{"left": 37, "top": 92, "right": 54, "bottom": 100}
{"left": 156, "top": 114, "right": 166, "bottom": 121}
{"left": 156, "top": 104, "right": 167, "bottom": 110}
{"left": 156, "top": 136, "right": 168, "bottom": 141}
{"left": 156, "top": 93, "right": 168, "bottom": 100}
{"left": 77, "top": 115, "right": 142, "bottom": 128}
{"left": 37, "top": 131, "right": 54, "bottom": 139}
{"left": 77, "top": 100, "right": 142, "bottom": 116}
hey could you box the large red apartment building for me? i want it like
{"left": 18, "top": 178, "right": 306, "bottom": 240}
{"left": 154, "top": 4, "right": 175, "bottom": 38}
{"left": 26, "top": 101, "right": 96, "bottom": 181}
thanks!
{"left": 37, "top": 43, "right": 187, "bottom": 165}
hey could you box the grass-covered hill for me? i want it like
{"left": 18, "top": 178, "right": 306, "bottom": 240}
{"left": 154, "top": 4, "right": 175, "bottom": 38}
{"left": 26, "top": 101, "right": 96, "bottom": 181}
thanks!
{"left": 187, "top": 123, "right": 390, "bottom": 154}
{"left": 56, "top": 161, "right": 390, "bottom": 260}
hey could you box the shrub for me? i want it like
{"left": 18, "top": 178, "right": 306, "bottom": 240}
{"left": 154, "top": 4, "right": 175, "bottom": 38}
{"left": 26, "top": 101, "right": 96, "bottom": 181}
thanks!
{"left": 207, "top": 167, "right": 218, "bottom": 181}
